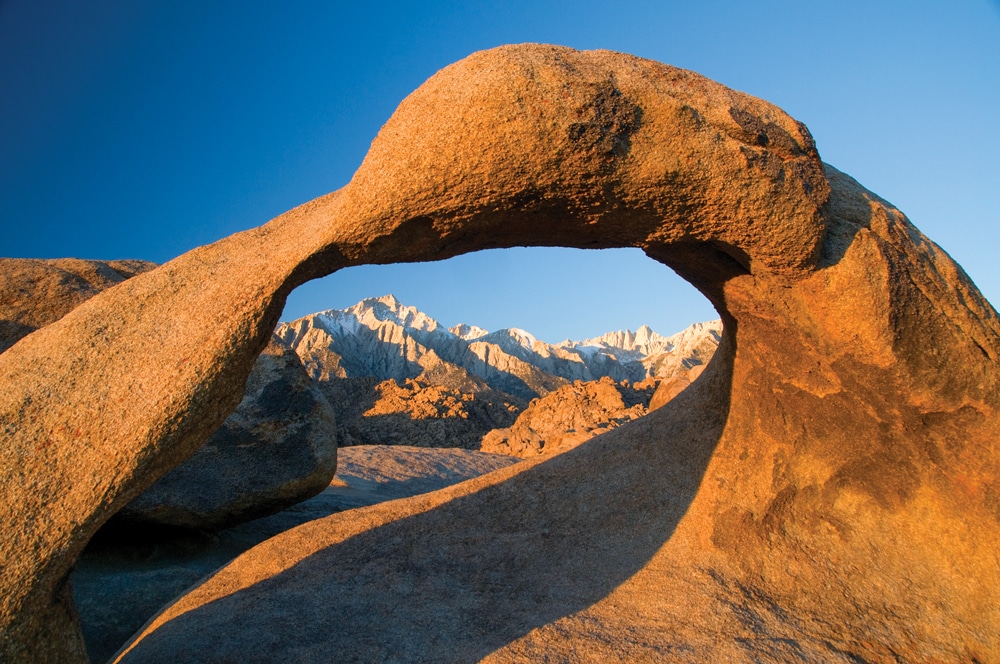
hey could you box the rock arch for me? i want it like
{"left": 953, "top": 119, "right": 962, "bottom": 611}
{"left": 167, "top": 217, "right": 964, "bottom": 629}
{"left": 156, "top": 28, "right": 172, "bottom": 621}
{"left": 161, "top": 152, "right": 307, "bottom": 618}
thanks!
{"left": 1, "top": 45, "right": 998, "bottom": 661}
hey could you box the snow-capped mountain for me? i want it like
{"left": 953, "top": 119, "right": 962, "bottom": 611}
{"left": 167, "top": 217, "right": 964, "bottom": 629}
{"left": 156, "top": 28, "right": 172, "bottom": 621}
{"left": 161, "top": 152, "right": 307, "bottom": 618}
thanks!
{"left": 449, "top": 323, "right": 488, "bottom": 341}
{"left": 567, "top": 324, "right": 671, "bottom": 358}
{"left": 276, "top": 294, "right": 722, "bottom": 400}
{"left": 563, "top": 320, "right": 723, "bottom": 378}
{"left": 277, "top": 295, "right": 562, "bottom": 399}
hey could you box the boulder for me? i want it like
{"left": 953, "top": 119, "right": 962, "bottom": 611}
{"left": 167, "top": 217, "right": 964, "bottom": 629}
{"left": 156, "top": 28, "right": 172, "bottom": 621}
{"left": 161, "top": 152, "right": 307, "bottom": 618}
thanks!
{"left": 481, "top": 376, "right": 652, "bottom": 457}
{"left": 113, "top": 336, "right": 338, "bottom": 531}
{"left": 0, "top": 258, "right": 155, "bottom": 353}
{"left": 2, "top": 44, "right": 998, "bottom": 662}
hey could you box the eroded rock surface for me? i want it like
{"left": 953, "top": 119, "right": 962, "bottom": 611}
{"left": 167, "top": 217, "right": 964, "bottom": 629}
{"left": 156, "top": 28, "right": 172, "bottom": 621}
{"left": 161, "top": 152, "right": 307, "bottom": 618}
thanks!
{"left": 0, "top": 258, "right": 156, "bottom": 353}
{"left": 113, "top": 336, "right": 338, "bottom": 531}
{"left": 2, "top": 44, "right": 999, "bottom": 662}
{"left": 481, "top": 376, "right": 653, "bottom": 457}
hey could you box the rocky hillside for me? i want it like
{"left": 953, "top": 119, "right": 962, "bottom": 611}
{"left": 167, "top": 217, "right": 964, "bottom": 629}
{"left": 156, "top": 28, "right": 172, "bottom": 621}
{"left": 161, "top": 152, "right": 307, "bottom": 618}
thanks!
{"left": 481, "top": 376, "right": 657, "bottom": 457}
{"left": 277, "top": 295, "right": 721, "bottom": 449}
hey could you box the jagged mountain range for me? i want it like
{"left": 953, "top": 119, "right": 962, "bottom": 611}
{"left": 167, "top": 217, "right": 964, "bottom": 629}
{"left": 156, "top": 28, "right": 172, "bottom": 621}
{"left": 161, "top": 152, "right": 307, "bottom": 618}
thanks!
{"left": 276, "top": 294, "right": 722, "bottom": 401}
{"left": 274, "top": 294, "right": 722, "bottom": 450}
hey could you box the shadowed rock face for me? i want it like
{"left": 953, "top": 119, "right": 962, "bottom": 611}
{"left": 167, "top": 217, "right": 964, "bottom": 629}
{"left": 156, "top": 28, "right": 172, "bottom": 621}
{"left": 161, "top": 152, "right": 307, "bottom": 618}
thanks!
{"left": 1, "top": 44, "right": 998, "bottom": 662}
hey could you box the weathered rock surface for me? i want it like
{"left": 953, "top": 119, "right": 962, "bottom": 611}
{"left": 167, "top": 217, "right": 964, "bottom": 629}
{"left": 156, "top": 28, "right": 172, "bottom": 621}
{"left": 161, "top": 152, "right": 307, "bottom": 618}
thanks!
{"left": 481, "top": 376, "right": 653, "bottom": 457}
{"left": 0, "top": 258, "right": 156, "bottom": 353}
{"left": 73, "top": 445, "right": 518, "bottom": 663}
{"left": 113, "top": 336, "right": 338, "bottom": 531}
{"left": 3, "top": 44, "right": 999, "bottom": 662}
{"left": 0, "top": 258, "right": 339, "bottom": 534}
{"left": 649, "top": 363, "right": 707, "bottom": 410}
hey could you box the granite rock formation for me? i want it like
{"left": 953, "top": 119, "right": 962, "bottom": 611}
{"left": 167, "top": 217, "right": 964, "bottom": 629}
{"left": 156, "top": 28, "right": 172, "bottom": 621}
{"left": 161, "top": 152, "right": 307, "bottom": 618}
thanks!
{"left": 330, "top": 371, "right": 521, "bottom": 449}
{"left": 2, "top": 44, "right": 999, "bottom": 662}
{"left": 113, "top": 336, "right": 338, "bottom": 531}
{"left": 481, "top": 376, "right": 654, "bottom": 457}
{"left": 0, "top": 258, "right": 156, "bottom": 353}
{"left": 0, "top": 259, "right": 339, "bottom": 535}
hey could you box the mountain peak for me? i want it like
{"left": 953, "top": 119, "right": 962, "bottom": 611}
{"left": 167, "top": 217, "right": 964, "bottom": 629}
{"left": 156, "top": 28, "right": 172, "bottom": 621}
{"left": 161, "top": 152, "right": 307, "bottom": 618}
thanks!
{"left": 578, "top": 325, "right": 669, "bottom": 355}
{"left": 279, "top": 297, "right": 722, "bottom": 392}
{"left": 346, "top": 295, "right": 440, "bottom": 333}
{"left": 487, "top": 327, "right": 538, "bottom": 350}
{"left": 450, "top": 323, "right": 489, "bottom": 341}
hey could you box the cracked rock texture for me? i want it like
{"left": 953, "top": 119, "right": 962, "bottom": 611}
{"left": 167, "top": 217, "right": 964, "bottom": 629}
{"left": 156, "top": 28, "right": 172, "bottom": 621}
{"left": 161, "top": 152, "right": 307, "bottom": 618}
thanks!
{"left": 1, "top": 44, "right": 998, "bottom": 662}
{"left": 481, "top": 376, "right": 653, "bottom": 457}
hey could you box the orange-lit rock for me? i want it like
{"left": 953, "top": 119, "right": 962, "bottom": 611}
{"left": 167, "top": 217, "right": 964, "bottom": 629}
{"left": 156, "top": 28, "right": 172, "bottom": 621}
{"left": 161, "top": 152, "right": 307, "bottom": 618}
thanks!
{"left": 649, "top": 363, "right": 706, "bottom": 410}
{"left": 2, "top": 45, "right": 998, "bottom": 662}
{"left": 481, "top": 376, "right": 651, "bottom": 457}
{"left": 0, "top": 258, "right": 155, "bottom": 353}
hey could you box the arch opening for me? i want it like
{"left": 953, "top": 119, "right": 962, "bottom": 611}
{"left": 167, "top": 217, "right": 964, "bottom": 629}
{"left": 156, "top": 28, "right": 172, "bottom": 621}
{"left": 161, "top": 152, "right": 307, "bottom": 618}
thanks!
{"left": 70, "top": 245, "right": 729, "bottom": 661}
{"left": 279, "top": 246, "right": 727, "bottom": 454}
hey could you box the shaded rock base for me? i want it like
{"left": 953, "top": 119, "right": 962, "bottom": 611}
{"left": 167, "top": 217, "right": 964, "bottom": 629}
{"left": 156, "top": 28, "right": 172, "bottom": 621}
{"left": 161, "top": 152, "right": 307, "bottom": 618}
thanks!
{"left": 72, "top": 446, "right": 519, "bottom": 663}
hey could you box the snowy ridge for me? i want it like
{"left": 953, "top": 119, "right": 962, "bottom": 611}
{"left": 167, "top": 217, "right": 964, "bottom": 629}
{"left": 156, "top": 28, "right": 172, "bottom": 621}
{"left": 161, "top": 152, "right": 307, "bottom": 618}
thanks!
{"left": 277, "top": 295, "right": 723, "bottom": 399}
{"left": 316, "top": 295, "right": 441, "bottom": 336}
{"left": 450, "top": 323, "right": 488, "bottom": 341}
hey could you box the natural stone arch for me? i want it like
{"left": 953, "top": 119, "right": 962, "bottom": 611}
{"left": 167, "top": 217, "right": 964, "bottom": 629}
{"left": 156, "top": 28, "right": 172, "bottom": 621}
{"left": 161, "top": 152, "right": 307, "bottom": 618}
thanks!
{"left": 1, "top": 44, "right": 998, "bottom": 662}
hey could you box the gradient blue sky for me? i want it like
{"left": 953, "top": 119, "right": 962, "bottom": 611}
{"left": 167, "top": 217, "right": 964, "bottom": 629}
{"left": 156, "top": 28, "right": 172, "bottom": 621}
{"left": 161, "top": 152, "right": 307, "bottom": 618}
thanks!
{"left": 2, "top": 1, "right": 998, "bottom": 343}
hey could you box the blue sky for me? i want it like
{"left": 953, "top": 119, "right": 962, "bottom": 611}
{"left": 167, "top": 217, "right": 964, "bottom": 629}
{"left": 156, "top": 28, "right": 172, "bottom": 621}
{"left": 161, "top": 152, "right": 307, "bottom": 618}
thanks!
{"left": 2, "top": 1, "right": 998, "bottom": 343}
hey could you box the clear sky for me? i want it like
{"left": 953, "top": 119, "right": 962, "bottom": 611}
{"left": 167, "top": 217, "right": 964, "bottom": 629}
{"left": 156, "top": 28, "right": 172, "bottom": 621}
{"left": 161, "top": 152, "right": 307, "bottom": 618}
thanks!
{"left": 2, "top": 1, "right": 998, "bottom": 343}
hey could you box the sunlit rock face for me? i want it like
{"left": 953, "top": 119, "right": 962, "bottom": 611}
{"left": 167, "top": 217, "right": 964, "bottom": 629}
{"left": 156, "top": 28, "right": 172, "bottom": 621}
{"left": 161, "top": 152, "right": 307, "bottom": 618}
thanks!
{"left": 0, "top": 258, "right": 156, "bottom": 353}
{"left": 0, "top": 260, "right": 339, "bottom": 535}
{"left": 480, "top": 376, "right": 654, "bottom": 457}
{"left": 2, "top": 44, "right": 998, "bottom": 662}
{"left": 113, "top": 336, "right": 338, "bottom": 532}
